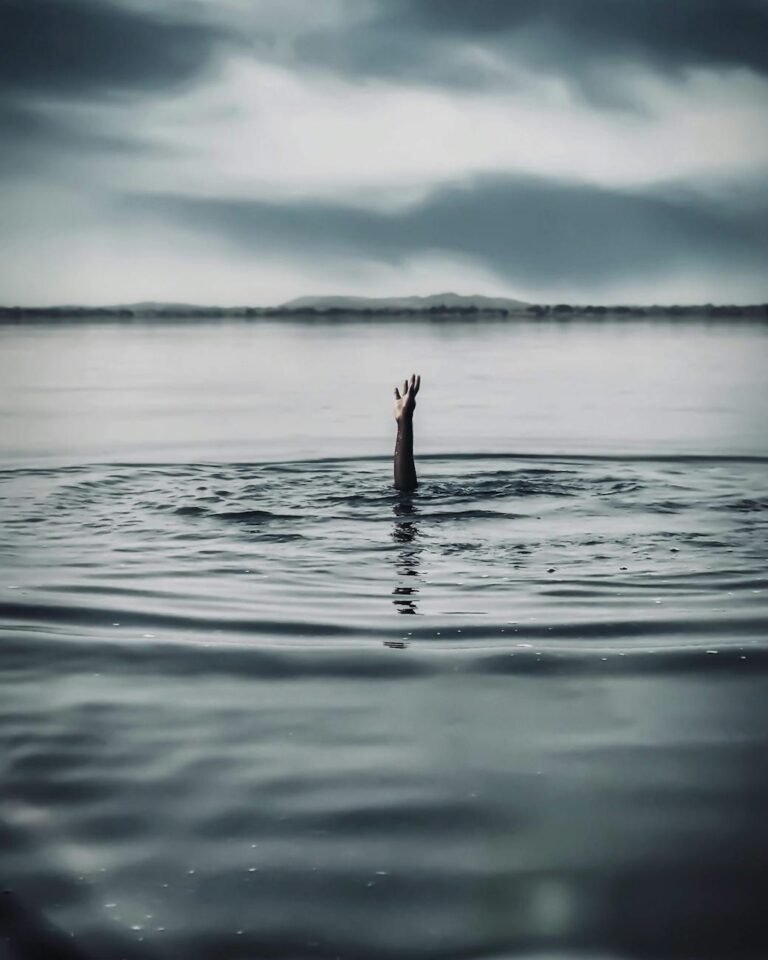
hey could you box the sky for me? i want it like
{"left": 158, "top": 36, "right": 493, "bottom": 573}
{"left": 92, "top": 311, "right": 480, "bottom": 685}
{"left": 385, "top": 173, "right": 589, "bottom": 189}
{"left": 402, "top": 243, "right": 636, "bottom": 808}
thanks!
{"left": 1, "top": 0, "right": 767, "bottom": 306}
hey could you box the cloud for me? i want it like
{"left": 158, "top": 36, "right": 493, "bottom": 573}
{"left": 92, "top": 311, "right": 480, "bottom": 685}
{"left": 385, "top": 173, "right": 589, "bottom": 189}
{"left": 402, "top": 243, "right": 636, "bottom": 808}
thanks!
{"left": 3, "top": 1, "right": 766, "bottom": 195}
{"left": 0, "top": 0, "right": 228, "bottom": 180}
{"left": 0, "top": 99, "right": 161, "bottom": 179}
{"left": 28, "top": 56, "right": 760, "bottom": 210}
{"left": 0, "top": 0, "right": 765, "bottom": 304}
{"left": 126, "top": 173, "right": 768, "bottom": 298}
{"left": 2, "top": 171, "right": 765, "bottom": 305}
{"left": 402, "top": 0, "right": 768, "bottom": 74}
{"left": 289, "top": 0, "right": 768, "bottom": 101}
{"left": 0, "top": 0, "right": 227, "bottom": 99}
{"left": 7, "top": 0, "right": 759, "bottom": 109}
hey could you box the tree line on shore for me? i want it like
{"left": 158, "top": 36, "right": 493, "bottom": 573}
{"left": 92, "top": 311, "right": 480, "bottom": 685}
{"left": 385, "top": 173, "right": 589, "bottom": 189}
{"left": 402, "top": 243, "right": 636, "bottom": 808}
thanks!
{"left": 1, "top": 303, "right": 766, "bottom": 320}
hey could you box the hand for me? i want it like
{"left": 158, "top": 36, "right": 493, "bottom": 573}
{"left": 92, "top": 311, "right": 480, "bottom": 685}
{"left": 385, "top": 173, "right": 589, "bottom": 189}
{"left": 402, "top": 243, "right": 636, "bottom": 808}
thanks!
{"left": 394, "top": 373, "right": 420, "bottom": 423}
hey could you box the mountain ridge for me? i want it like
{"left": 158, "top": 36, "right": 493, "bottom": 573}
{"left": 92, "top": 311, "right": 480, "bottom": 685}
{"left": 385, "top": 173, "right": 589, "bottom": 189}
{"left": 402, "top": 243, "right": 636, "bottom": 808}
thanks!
{"left": 280, "top": 293, "right": 530, "bottom": 311}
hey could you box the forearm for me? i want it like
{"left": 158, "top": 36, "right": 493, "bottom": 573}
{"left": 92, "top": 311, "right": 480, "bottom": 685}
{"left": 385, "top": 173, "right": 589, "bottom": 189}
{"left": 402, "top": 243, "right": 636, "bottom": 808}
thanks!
{"left": 394, "top": 418, "right": 417, "bottom": 491}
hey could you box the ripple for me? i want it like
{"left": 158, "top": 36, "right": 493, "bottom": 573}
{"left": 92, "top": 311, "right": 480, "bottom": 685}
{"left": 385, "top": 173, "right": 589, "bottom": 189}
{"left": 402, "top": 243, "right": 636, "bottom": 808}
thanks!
{"left": 2, "top": 453, "right": 768, "bottom": 960}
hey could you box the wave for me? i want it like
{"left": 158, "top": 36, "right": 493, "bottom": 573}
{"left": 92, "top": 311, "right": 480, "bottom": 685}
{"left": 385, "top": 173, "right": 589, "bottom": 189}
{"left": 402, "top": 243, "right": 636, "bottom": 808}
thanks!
{"left": 2, "top": 627, "right": 766, "bottom": 684}
{"left": 3, "top": 449, "right": 768, "bottom": 479}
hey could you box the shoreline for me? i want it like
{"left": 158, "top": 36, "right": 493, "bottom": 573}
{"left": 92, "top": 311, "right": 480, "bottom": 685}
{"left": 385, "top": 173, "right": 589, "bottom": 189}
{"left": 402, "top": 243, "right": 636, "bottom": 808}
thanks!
{"left": 1, "top": 303, "right": 767, "bottom": 322}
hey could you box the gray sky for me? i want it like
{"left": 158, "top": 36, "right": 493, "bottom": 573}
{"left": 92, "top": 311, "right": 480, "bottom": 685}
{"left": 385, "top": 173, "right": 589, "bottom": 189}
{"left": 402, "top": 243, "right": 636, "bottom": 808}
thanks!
{"left": 1, "top": 0, "right": 767, "bottom": 305}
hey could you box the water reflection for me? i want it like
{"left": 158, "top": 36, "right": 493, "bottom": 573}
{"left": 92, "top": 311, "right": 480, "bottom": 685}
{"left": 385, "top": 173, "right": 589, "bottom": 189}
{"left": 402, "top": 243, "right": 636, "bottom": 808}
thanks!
{"left": 391, "top": 498, "right": 422, "bottom": 616}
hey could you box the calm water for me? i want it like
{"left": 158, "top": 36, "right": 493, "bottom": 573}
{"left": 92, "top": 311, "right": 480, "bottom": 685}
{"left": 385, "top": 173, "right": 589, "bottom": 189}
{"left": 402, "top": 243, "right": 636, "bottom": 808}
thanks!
{"left": 1, "top": 318, "right": 767, "bottom": 960}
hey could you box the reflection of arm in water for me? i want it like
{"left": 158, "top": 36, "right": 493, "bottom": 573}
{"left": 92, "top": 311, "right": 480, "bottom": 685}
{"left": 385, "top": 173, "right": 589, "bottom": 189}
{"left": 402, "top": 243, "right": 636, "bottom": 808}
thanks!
{"left": 393, "top": 374, "right": 420, "bottom": 491}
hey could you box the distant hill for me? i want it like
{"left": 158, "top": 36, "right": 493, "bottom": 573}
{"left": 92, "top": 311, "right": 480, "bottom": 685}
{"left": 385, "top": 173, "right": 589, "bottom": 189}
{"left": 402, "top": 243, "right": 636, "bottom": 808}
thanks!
{"left": 115, "top": 301, "right": 208, "bottom": 313}
{"left": 280, "top": 293, "right": 529, "bottom": 312}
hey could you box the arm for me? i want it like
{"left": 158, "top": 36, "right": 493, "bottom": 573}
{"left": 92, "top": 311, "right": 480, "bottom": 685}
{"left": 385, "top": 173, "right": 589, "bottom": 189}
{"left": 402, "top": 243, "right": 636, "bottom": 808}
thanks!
{"left": 393, "top": 374, "right": 420, "bottom": 491}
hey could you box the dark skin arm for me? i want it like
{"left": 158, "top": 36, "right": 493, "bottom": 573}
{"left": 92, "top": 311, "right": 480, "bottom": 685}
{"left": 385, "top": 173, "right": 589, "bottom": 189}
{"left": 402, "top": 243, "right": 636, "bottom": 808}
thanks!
{"left": 393, "top": 373, "right": 420, "bottom": 491}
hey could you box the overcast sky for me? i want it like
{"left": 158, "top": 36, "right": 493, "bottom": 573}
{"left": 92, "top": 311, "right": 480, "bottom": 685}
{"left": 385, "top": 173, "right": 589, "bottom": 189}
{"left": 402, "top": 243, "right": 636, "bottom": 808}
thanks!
{"left": 1, "top": 0, "right": 767, "bottom": 305}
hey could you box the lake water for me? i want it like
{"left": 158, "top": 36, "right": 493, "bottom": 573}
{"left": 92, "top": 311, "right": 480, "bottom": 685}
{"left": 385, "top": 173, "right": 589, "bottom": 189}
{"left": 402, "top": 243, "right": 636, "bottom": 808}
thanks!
{"left": 1, "top": 317, "right": 767, "bottom": 960}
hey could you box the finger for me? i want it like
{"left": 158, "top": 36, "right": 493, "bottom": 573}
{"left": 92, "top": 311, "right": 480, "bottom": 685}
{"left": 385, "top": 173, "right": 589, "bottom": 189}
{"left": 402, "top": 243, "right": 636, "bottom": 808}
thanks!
{"left": 403, "top": 379, "right": 408, "bottom": 395}
{"left": 394, "top": 387, "right": 401, "bottom": 399}
{"left": 414, "top": 374, "right": 421, "bottom": 395}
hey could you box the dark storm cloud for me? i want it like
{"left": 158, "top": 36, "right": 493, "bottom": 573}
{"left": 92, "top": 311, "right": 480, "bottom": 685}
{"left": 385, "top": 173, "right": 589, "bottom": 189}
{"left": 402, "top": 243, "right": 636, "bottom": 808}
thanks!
{"left": 128, "top": 175, "right": 768, "bottom": 291}
{"left": 0, "top": 0, "right": 226, "bottom": 98}
{"left": 295, "top": 0, "right": 768, "bottom": 93}
{"left": 406, "top": 0, "right": 768, "bottom": 73}
{"left": 0, "top": 0, "right": 232, "bottom": 178}
{"left": 0, "top": 99, "right": 160, "bottom": 177}
{"left": 3, "top": 0, "right": 764, "bottom": 104}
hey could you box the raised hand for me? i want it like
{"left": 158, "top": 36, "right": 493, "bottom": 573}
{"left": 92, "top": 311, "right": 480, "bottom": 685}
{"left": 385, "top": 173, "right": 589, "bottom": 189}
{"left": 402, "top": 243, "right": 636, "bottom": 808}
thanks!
{"left": 394, "top": 373, "right": 421, "bottom": 423}
{"left": 393, "top": 374, "right": 420, "bottom": 491}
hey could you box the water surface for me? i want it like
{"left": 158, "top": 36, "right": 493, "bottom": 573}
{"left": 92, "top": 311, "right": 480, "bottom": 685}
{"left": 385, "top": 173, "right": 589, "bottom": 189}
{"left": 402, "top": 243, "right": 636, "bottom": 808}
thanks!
{"left": 1, "top": 318, "right": 767, "bottom": 959}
